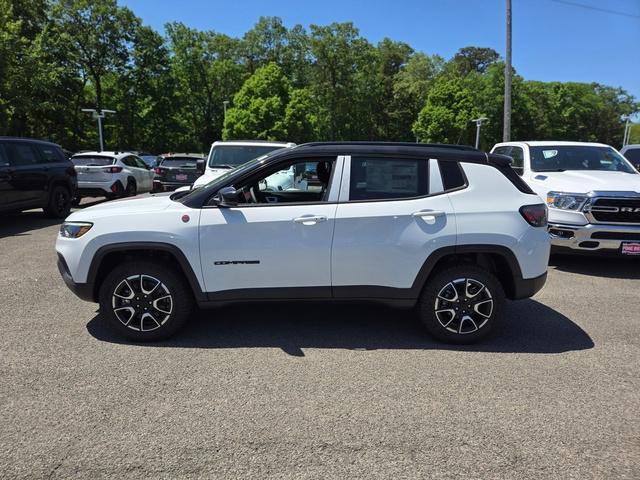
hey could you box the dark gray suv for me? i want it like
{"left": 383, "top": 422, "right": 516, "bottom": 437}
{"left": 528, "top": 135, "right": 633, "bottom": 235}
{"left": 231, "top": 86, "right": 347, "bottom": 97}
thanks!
{"left": 0, "top": 137, "right": 77, "bottom": 218}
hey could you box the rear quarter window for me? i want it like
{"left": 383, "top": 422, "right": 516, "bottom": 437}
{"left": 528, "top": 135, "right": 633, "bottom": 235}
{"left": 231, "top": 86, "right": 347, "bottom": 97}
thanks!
{"left": 438, "top": 160, "right": 466, "bottom": 190}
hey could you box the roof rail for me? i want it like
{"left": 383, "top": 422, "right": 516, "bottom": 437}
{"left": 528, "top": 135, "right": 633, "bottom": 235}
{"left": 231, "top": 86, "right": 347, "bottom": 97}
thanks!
{"left": 298, "top": 141, "right": 479, "bottom": 151}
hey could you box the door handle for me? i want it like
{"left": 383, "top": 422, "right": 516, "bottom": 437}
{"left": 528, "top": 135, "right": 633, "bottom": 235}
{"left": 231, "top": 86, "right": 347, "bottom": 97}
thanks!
{"left": 412, "top": 210, "right": 445, "bottom": 219}
{"left": 293, "top": 215, "right": 327, "bottom": 225}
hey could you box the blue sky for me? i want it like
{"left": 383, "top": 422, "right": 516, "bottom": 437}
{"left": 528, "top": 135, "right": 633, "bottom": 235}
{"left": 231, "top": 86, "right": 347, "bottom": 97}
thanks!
{"left": 120, "top": 0, "right": 640, "bottom": 99}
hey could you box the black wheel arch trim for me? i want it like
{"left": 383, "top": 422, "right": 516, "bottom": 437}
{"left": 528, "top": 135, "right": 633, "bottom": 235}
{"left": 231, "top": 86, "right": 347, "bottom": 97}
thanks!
{"left": 86, "top": 242, "right": 206, "bottom": 303}
{"left": 410, "top": 244, "right": 527, "bottom": 300}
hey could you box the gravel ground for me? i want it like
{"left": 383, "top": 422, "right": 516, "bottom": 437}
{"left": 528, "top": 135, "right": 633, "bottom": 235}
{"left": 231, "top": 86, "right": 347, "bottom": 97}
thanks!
{"left": 0, "top": 205, "right": 638, "bottom": 479}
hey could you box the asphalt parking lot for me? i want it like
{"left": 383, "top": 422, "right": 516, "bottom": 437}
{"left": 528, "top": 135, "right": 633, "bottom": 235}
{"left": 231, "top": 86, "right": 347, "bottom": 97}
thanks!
{"left": 1, "top": 204, "right": 639, "bottom": 479}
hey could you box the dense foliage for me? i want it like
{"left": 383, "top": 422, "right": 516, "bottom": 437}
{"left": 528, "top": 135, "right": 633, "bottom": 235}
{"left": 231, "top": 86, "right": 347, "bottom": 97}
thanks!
{"left": 1, "top": 0, "right": 637, "bottom": 152}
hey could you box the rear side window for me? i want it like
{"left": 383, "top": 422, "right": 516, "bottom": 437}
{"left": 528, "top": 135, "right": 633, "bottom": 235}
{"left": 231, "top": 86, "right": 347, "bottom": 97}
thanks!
{"left": 37, "top": 145, "right": 65, "bottom": 163}
{"left": 349, "top": 157, "right": 428, "bottom": 201}
{"left": 438, "top": 160, "right": 466, "bottom": 190}
{"left": 493, "top": 145, "right": 524, "bottom": 175}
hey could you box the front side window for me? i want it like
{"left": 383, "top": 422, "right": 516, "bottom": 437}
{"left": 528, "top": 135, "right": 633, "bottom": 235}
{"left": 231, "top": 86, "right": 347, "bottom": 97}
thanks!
{"left": 0, "top": 144, "right": 9, "bottom": 166}
{"left": 530, "top": 145, "right": 636, "bottom": 173}
{"left": 623, "top": 148, "right": 640, "bottom": 163}
{"left": 349, "top": 157, "right": 428, "bottom": 201}
{"left": 234, "top": 158, "right": 335, "bottom": 205}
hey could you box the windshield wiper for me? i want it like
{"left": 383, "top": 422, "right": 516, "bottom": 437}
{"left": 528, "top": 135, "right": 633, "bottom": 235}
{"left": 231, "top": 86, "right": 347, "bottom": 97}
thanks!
{"left": 209, "top": 164, "right": 234, "bottom": 169}
{"left": 534, "top": 168, "right": 566, "bottom": 172}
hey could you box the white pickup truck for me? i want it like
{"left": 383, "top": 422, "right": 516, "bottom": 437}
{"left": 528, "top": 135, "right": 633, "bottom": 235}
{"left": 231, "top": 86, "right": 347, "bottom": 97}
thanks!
{"left": 491, "top": 141, "right": 640, "bottom": 255}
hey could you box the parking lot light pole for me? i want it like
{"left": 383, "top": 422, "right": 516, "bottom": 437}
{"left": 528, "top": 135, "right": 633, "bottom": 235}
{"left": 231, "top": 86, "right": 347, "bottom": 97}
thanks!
{"left": 503, "top": 0, "right": 512, "bottom": 142}
{"left": 471, "top": 117, "right": 489, "bottom": 149}
{"left": 81, "top": 108, "right": 116, "bottom": 152}
{"left": 622, "top": 117, "right": 630, "bottom": 147}
{"left": 223, "top": 100, "right": 230, "bottom": 119}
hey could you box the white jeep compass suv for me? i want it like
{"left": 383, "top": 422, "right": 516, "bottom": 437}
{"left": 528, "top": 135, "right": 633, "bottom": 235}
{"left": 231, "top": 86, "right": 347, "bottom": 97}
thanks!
{"left": 56, "top": 142, "right": 549, "bottom": 344}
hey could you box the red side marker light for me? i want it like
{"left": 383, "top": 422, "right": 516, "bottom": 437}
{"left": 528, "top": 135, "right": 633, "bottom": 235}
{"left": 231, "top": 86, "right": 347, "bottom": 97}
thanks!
{"left": 181, "top": 214, "right": 190, "bottom": 223}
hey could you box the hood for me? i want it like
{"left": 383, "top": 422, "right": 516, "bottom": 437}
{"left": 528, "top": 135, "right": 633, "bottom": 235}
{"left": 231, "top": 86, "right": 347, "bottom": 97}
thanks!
{"left": 528, "top": 170, "right": 640, "bottom": 196}
{"left": 66, "top": 193, "right": 173, "bottom": 221}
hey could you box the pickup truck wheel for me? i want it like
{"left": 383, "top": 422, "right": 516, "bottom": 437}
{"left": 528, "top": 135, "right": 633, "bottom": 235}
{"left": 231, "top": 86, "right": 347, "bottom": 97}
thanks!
{"left": 418, "top": 265, "right": 504, "bottom": 344}
{"left": 98, "top": 261, "right": 194, "bottom": 341}
{"left": 43, "top": 185, "right": 71, "bottom": 218}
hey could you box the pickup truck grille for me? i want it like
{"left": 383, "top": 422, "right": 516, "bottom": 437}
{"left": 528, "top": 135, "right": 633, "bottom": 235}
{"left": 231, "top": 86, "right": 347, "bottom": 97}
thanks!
{"left": 587, "top": 197, "right": 640, "bottom": 225}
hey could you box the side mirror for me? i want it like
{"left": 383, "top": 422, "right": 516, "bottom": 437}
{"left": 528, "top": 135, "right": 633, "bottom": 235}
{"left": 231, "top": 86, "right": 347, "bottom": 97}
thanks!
{"left": 635, "top": 163, "right": 640, "bottom": 173}
{"left": 197, "top": 159, "right": 205, "bottom": 174}
{"left": 215, "top": 186, "right": 238, "bottom": 207}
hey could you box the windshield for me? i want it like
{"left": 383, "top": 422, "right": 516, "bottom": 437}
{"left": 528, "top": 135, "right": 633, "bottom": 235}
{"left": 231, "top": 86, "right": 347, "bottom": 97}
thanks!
{"left": 72, "top": 156, "right": 115, "bottom": 166}
{"left": 208, "top": 145, "right": 283, "bottom": 168}
{"left": 161, "top": 157, "right": 199, "bottom": 168}
{"left": 530, "top": 145, "right": 636, "bottom": 173}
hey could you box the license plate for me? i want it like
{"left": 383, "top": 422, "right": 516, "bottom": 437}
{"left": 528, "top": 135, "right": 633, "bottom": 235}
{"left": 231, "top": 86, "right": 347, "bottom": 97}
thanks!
{"left": 176, "top": 174, "right": 187, "bottom": 181}
{"left": 621, "top": 242, "right": 640, "bottom": 255}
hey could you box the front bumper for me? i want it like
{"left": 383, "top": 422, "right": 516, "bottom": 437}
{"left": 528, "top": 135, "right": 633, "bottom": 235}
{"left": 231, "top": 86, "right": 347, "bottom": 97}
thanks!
{"left": 57, "top": 254, "right": 95, "bottom": 302}
{"left": 548, "top": 222, "right": 640, "bottom": 253}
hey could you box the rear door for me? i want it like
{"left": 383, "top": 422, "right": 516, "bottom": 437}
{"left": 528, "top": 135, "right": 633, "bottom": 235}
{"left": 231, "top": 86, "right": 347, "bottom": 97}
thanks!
{"left": 331, "top": 156, "right": 457, "bottom": 297}
{"left": 131, "top": 156, "right": 153, "bottom": 192}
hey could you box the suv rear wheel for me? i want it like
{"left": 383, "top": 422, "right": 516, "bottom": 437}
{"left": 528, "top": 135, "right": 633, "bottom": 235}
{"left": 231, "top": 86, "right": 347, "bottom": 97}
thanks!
{"left": 43, "top": 185, "right": 71, "bottom": 218}
{"left": 98, "top": 261, "right": 194, "bottom": 341}
{"left": 418, "top": 265, "right": 504, "bottom": 344}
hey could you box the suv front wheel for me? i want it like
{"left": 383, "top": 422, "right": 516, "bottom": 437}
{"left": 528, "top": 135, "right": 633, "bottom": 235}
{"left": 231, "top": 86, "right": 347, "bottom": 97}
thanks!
{"left": 98, "top": 261, "right": 194, "bottom": 341}
{"left": 418, "top": 265, "right": 505, "bottom": 344}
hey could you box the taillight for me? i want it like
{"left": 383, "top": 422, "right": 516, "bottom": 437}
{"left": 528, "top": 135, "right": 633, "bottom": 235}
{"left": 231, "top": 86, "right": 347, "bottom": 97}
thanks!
{"left": 154, "top": 167, "right": 164, "bottom": 174}
{"left": 519, "top": 204, "right": 548, "bottom": 227}
{"left": 103, "top": 166, "right": 123, "bottom": 174}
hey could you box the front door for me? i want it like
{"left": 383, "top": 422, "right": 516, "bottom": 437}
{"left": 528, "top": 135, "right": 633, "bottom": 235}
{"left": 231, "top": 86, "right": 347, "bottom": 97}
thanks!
{"left": 198, "top": 156, "right": 342, "bottom": 299}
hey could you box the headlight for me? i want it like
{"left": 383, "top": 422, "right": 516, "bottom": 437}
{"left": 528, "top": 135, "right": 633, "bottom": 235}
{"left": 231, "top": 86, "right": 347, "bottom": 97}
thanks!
{"left": 546, "top": 192, "right": 588, "bottom": 211}
{"left": 60, "top": 222, "right": 93, "bottom": 238}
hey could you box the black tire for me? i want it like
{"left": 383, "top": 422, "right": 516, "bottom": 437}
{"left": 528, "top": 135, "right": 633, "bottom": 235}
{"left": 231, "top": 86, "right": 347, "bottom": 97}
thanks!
{"left": 417, "top": 264, "right": 505, "bottom": 344}
{"left": 98, "top": 261, "right": 194, "bottom": 341}
{"left": 43, "top": 185, "right": 71, "bottom": 218}
{"left": 71, "top": 196, "right": 82, "bottom": 207}
{"left": 125, "top": 179, "right": 137, "bottom": 197}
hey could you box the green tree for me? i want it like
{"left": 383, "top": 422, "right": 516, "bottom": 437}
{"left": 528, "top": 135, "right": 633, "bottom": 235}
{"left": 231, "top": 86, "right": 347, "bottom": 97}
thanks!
{"left": 413, "top": 77, "right": 480, "bottom": 144}
{"left": 281, "top": 88, "right": 319, "bottom": 143}
{"left": 390, "top": 52, "right": 445, "bottom": 141}
{"left": 452, "top": 46, "right": 500, "bottom": 76}
{"left": 223, "top": 63, "right": 290, "bottom": 140}
{"left": 166, "top": 22, "right": 245, "bottom": 149}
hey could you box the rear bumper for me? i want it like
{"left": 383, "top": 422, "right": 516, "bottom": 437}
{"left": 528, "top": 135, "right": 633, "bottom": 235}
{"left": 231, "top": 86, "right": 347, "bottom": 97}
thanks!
{"left": 548, "top": 221, "right": 640, "bottom": 253}
{"left": 57, "top": 254, "right": 95, "bottom": 302}
{"left": 77, "top": 180, "right": 124, "bottom": 197}
{"left": 511, "top": 272, "right": 547, "bottom": 300}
